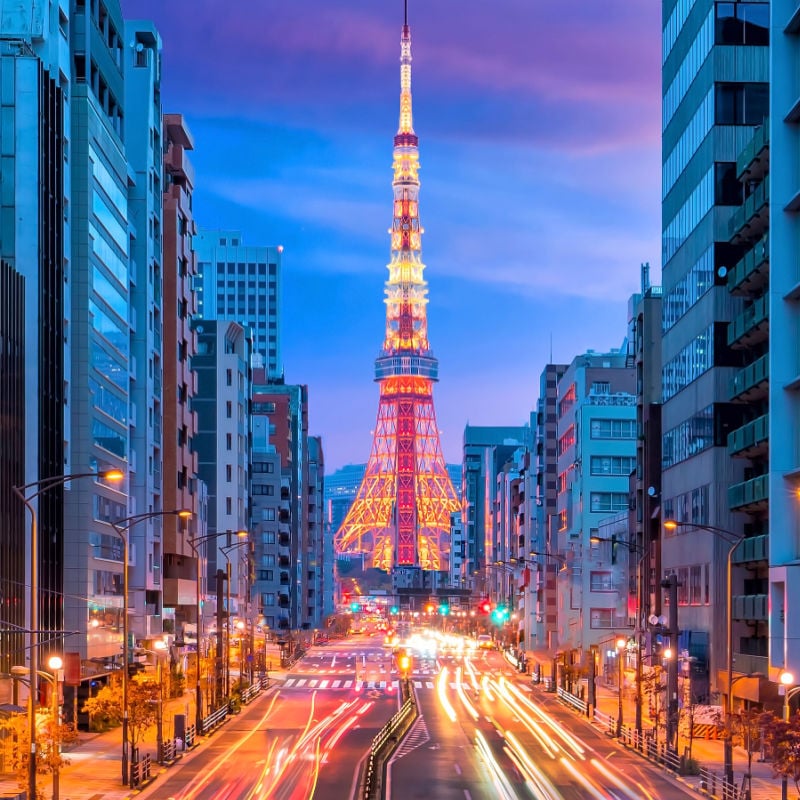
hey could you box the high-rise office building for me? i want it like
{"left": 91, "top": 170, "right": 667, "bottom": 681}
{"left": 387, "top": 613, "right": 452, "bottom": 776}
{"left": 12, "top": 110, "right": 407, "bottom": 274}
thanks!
{"left": 0, "top": 0, "right": 69, "bottom": 676}
{"left": 125, "top": 20, "right": 165, "bottom": 645}
{"left": 527, "top": 363, "right": 567, "bottom": 653}
{"left": 194, "top": 230, "right": 282, "bottom": 377}
{"left": 64, "top": 0, "right": 134, "bottom": 663}
{"left": 660, "top": 0, "right": 768, "bottom": 702}
{"left": 769, "top": 0, "right": 800, "bottom": 688}
{"left": 191, "top": 320, "right": 252, "bottom": 616}
{"left": 553, "top": 349, "right": 635, "bottom": 679}
{"left": 161, "top": 114, "right": 203, "bottom": 638}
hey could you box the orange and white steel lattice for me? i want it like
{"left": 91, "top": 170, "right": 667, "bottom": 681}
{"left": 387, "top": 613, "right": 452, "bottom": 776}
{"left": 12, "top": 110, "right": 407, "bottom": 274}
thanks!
{"left": 334, "top": 8, "right": 459, "bottom": 571}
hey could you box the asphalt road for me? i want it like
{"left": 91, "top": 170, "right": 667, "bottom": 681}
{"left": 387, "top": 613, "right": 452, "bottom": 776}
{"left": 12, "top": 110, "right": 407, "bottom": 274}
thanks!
{"left": 138, "top": 636, "right": 397, "bottom": 800}
{"left": 134, "top": 634, "right": 702, "bottom": 799}
{"left": 387, "top": 644, "right": 699, "bottom": 800}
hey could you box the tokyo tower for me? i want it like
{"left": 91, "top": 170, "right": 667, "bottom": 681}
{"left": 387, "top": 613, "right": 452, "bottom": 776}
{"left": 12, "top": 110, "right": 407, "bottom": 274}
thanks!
{"left": 334, "top": 3, "right": 460, "bottom": 572}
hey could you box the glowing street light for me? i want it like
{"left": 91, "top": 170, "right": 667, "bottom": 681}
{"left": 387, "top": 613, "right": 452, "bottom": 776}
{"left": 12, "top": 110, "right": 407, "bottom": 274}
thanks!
{"left": 12, "top": 468, "right": 123, "bottom": 800}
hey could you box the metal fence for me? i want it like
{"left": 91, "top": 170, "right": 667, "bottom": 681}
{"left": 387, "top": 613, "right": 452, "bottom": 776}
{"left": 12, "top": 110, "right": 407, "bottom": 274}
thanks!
{"left": 362, "top": 692, "right": 417, "bottom": 800}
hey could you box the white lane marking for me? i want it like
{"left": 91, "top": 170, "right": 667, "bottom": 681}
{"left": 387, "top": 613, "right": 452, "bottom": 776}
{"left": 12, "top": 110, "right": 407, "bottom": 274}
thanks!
{"left": 454, "top": 763, "right": 462, "bottom": 775}
{"left": 464, "top": 791, "right": 472, "bottom": 800}
{"left": 331, "top": 656, "right": 336, "bottom": 668}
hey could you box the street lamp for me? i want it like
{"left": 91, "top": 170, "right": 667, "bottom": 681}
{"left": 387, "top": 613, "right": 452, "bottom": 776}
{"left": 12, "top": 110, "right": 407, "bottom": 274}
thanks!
{"left": 187, "top": 530, "right": 246, "bottom": 726}
{"left": 615, "top": 637, "right": 626, "bottom": 737}
{"left": 779, "top": 671, "right": 800, "bottom": 800}
{"left": 111, "top": 509, "right": 191, "bottom": 785}
{"left": 9, "top": 655, "right": 64, "bottom": 800}
{"left": 221, "top": 538, "right": 250, "bottom": 697}
{"left": 138, "top": 641, "right": 168, "bottom": 764}
{"left": 12, "top": 468, "right": 124, "bottom": 800}
{"left": 664, "top": 519, "right": 743, "bottom": 784}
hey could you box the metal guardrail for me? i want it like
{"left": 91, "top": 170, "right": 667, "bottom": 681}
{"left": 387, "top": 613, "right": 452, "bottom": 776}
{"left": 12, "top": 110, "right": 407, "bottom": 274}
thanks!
{"left": 130, "top": 753, "right": 151, "bottom": 787}
{"left": 241, "top": 677, "right": 267, "bottom": 704}
{"left": 557, "top": 687, "right": 587, "bottom": 715}
{"left": 184, "top": 723, "right": 196, "bottom": 749}
{"left": 200, "top": 704, "right": 228, "bottom": 735}
{"left": 540, "top": 681, "right": 748, "bottom": 799}
{"left": 363, "top": 692, "right": 417, "bottom": 800}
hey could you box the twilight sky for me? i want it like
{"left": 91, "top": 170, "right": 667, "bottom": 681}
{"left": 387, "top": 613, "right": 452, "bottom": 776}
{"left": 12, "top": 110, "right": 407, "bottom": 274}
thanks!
{"left": 125, "top": 0, "right": 662, "bottom": 472}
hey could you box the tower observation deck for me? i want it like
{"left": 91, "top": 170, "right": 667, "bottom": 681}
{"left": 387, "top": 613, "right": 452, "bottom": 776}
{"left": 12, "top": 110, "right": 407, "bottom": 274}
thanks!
{"left": 333, "top": 4, "right": 460, "bottom": 571}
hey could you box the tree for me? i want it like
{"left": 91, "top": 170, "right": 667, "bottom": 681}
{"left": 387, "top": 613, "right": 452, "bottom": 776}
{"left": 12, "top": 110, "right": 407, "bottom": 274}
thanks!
{"left": 0, "top": 707, "right": 78, "bottom": 800}
{"left": 127, "top": 676, "right": 160, "bottom": 754}
{"left": 82, "top": 683, "right": 122, "bottom": 731}
{"left": 760, "top": 710, "right": 800, "bottom": 797}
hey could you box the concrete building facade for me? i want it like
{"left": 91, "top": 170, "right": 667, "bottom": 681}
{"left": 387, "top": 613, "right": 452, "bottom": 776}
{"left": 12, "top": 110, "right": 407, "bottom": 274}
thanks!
{"left": 194, "top": 230, "right": 282, "bottom": 377}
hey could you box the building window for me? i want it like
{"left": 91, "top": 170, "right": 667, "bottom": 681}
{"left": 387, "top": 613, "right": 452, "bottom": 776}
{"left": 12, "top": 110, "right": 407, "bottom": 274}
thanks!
{"left": 226, "top": 465, "right": 232, "bottom": 482}
{"left": 689, "top": 565, "right": 703, "bottom": 605}
{"left": 590, "top": 608, "right": 614, "bottom": 629}
{"left": 558, "top": 425, "right": 575, "bottom": 455}
{"left": 263, "top": 531, "right": 276, "bottom": 545}
{"left": 226, "top": 401, "right": 232, "bottom": 418}
{"left": 715, "top": 82, "right": 769, "bottom": 126}
{"left": 589, "top": 493, "right": 629, "bottom": 513}
{"left": 590, "top": 456, "right": 636, "bottom": 476}
{"left": 715, "top": 3, "right": 769, "bottom": 46}
{"left": 253, "top": 462, "right": 275, "bottom": 473}
{"left": 262, "top": 592, "right": 275, "bottom": 606}
{"left": 226, "top": 369, "right": 232, "bottom": 386}
{"left": 677, "top": 567, "right": 689, "bottom": 605}
{"left": 263, "top": 508, "right": 276, "bottom": 521}
{"left": 590, "top": 382, "right": 610, "bottom": 395}
{"left": 590, "top": 571, "right": 614, "bottom": 592}
{"left": 226, "top": 433, "right": 232, "bottom": 450}
{"left": 225, "top": 497, "right": 232, "bottom": 514}
{"left": 590, "top": 419, "right": 636, "bottom": 439}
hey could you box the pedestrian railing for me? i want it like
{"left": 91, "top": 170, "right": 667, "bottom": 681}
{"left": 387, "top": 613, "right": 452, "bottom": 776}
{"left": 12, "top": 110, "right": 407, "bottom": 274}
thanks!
{"left": 130, "top": 753, "right": 151, "bottom": 788}
{"left": 697, "top": 767, "right": 744, "bottom": 800}
{"left": 557, "top": 687, "right": 587, "bottom": 715}
{"left": 241, "top": 678, "right": 266, "bottom": 704}
{"left": 184, "top": 724, "right": 197, "bottom": 749}
{"left": 593, "top": 708, "right": 612, "bottom": 730}
{"left": 159, "top": 737, "right": 182, "bottom": 765}
{"left": 200, "top": 703, "right": 228, "bottom": 735}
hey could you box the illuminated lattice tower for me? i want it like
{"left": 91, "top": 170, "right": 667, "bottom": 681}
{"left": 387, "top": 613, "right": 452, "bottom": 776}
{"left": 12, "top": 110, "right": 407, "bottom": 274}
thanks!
{"left": 334, "top": 7, "right": 460, "bottom": 572}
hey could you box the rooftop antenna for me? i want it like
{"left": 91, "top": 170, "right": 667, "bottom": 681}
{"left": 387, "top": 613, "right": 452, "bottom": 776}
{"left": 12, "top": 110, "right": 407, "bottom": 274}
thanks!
{"left": 549, "top": 332, "right": 553, "bottom": 363}
{"left": 404, "top": 0, "right": 408, "bottom": 26}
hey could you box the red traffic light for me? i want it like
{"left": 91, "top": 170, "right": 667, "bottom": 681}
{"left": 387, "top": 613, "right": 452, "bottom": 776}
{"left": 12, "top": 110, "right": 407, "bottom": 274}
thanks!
{"left": 479, "top": 599, "right": 491, "bottom": 614}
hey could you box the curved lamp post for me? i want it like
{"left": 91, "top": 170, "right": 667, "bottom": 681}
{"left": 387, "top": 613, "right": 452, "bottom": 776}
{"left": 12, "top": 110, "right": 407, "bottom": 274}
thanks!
{"left": 111, "top": 509, "right": 191, "bottom": 785}
{"left": 664, "top": 519, "right": 743, "bottom": 784}
{"left": 589, "top": 534, "right": 646, "bottom": 733}
{"left": 13, "top": 468, "right": 124, "bottom": 800}
{"left": 779, "top": 671, "right": 800, "bottom": 800}
{"left": 221, "top": 538, "right": 250, "bottom": 696}
{"left": 187, "top": 530, "right": 246, "bottom": 727}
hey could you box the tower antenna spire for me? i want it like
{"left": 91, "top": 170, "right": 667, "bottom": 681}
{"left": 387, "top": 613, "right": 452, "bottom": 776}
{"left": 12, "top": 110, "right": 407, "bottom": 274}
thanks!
{"left": 334, "top": 10, "right": 459, "bottom": 572}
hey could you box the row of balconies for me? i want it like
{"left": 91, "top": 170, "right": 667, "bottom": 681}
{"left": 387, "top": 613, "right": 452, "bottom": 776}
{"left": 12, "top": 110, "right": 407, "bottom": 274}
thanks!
{"left": 732, "top": 533, "right": 769, "bottom": 565}
{"left": 730, "top": 353, "right": 769, "bottom": 402}
{"left": 727, "top": 292, "right": 768, "bottom": 349}
{"left": 728, "top": 235, "right": 768, "bottom": 296}
{"left": 731, "top": 593, "right": 768, "bottom": 621}
{"left": 729, "top": 179, "right": 769, "bottom": 245}
{"left": 728, "top": 473, "right": 769, "bottom": 511}
{"left": 736, "top": 117, "right": 769, "bottom": 183}
{"left": 728, "top": 413, "right": 768, "bottom": 458}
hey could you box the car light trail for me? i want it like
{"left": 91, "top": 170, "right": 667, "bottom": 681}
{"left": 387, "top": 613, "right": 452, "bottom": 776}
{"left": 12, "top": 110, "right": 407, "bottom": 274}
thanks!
{"left": 474, "top": 729, "right": 518, "bottom": 800}
{"left": 455, "top": 667, "right": 480, "bottom": 721}
{"left": 559, "top": 757, "right": 611, "bottom": 800}
{"left": 503, "top": 731, "right": 562, "bottom": 800}
{"left": 589, "top": 758, "right": 657, "bottom": 800}
{"left": 499, "top": 678, "right": 586, "bottom": 758}
{"left": 437, "top": 667, "right": 457, "bottom": 722}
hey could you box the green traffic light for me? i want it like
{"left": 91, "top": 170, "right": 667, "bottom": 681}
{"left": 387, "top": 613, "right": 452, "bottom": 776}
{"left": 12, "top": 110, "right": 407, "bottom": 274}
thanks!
{"left": 390, "top": 606, "right": 399, "bottom": 615}
{"left": 438, "top": 604, "right": 449, "bottom": 616}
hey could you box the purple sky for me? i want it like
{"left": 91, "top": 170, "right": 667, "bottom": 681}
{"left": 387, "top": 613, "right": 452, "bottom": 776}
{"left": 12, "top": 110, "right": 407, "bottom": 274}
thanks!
{"left": 125, "top": 0, "right": 662, "bottom": 472}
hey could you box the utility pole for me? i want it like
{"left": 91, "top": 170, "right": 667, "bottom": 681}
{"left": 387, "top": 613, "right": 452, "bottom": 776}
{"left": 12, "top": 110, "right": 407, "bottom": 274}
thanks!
{"left": 662, "top": 575, "right": 680, "bottom": 752}
{"left": 215, "top": 569, "right": 226, "bottom": 708}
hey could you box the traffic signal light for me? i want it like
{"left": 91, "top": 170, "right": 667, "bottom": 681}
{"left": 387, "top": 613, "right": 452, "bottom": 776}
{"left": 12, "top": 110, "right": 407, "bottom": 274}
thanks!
{"left": 492, "top": 604, "right": 509, "bottom": 622}
{"left": 390, "top": 605, "right": 399, "bottom": 615}
{"left": 479, "top": 599, "right": 491, "bottom": 615}
{"left": 438, "top": 603, "right": 449, "bottom": 616}
{"left": 350, "top": 601, "right": 361, "bottom": 612}
{"left": 399, "top": 653, "right": 411, "bottom": 676}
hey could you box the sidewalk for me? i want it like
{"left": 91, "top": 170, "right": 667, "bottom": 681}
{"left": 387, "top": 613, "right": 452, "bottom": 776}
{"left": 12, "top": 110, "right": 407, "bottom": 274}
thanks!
{"left": 523, "top": 649, "right": 781, "bottom": 800}
{"left": 0, "top": 669, "right": 287, "bottom": 800}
